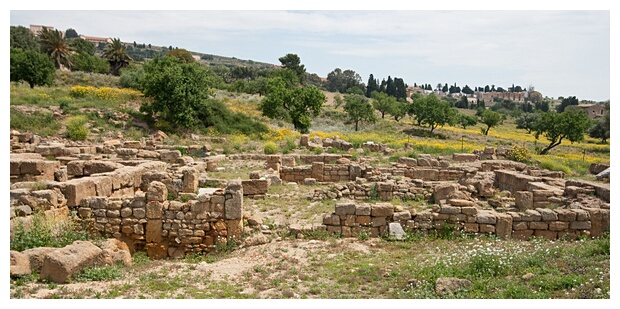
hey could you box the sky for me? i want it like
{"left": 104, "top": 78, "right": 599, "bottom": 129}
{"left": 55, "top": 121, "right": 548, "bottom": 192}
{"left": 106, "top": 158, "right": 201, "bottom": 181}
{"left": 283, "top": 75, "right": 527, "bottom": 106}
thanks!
{"left": 7, "top": 2, "right": 614, "bottom": 102}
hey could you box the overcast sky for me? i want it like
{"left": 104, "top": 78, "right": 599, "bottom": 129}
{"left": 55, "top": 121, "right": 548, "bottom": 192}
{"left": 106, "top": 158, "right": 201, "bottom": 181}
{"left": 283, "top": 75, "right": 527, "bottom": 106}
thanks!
{"left": 8, "top": 3, "right": 614, "bottom": 102}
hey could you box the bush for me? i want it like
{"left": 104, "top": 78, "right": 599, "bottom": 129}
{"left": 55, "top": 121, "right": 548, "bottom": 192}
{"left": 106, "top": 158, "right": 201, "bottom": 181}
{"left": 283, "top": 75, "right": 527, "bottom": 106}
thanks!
{"left": 506, "top": 144, "right": 530, "bottom": 163}
{"left": 10, "top": 212, "right": 95, "bottom": 251}
{"left": 65, "top": 115, "right": 89, "bottom": 140}
{"left": 263, "top": 141, "right": 278, "bottom": 154}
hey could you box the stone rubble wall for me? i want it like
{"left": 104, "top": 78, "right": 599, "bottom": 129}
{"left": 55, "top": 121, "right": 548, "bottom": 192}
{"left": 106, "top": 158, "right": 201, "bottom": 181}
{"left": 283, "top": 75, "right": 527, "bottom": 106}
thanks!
{"left": 321, "top": 201, "right": 610, "bottom": 240}
{"left": 75, "top": 180, "right": 243, "bottom": 259}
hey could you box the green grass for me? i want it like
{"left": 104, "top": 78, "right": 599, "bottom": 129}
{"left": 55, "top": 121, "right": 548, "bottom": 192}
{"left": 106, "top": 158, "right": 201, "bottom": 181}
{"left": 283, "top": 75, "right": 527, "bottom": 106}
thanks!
{"left": 10, "top": 108, "right": 61, "bottom": 137}
{"left": 10, "top": 212, "right": 97, "bottom": 252}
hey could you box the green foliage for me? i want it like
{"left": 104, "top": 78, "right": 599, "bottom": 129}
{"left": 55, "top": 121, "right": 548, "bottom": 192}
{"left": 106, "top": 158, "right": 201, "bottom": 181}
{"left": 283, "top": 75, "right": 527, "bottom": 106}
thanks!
{"left": 165, "top": 48, "right": 195, "bottom": 63}
{"left": 480, "top": 109, "right": 504, "bottom": 135}
{"left": 588, "top": 110, "right": 610, "bottom": 143}
{"left": 10, "top": 213, "right": 95, "bottom": 252}
{"left": 118, "top": 64, "right": 144, "bottom": 90}
{"left": 278, "top": 53, "right": 306, "bottom": 84}
{"left": 10, "top": 25, "right": 40, "bottom": 51}
{"left": 556, "top": 96, "right": 579, "bottom": 113}
{"left": 65, "top": 115, "right": 89, "bottom": 140}
{"left": 70, "top": 53, "right": 109, "bottom": 74}
{"left": 10, "top": 47, "right": 56, "bottom": 88}
{"left": 139, "top": 55, "right": 212, "bottom": 128}
{"left": 515, "top": 112, "right": 541, "bottom": 133}
{"left": 10, "top": 108, "right": 60, "bottom": 137}
{"left": 371, "top": 91, "right": 397, "bottom": 119}
{"left": 456, "top": 113, "right": 478, "bottom": 129}
{"left": 534, "top": 109, "right": 592, "bottom": 154}
{"left": 263, "top": 141, "right": 278, "bottom": 154}
{"left": 343, "top": 94, "right": 376, "bottom": 131}
{"left": 326, "top": 68, "right": 363, "bottom": 93}
{"left": 409, "top": 94, "right": 456, "bottom": 133}
{"left": 38, "top": 28, "right": 72, "bottom": 69}
{"left": 506, "top": 144, "right": 530, "bottom": 163}
{"left": 103, "top": 38, "right": 132, "bottom": 75}
{"left": 69, "top": 38, "right": 96, "bottom": 56}
{"left": 259, "top": 76, "right": 326, "bottom": 133}
{"left": 73, "top": 264, "right": 123, "bottom": 282}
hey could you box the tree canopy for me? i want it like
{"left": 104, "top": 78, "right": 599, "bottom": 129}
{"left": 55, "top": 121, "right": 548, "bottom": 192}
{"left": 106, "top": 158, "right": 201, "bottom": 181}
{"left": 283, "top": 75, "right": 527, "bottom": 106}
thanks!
{"left": 343, "top": 94, "right": 376, "bottom": 131}
{"left": 480, "top": 110, "right": 504, "bottom": 135}
{"left": 10, "top": 26, "right": 39, "bottom": 51}
{"left": 38, "top": 28, "right": 72, "bottom": 69}
{"left": 326, "top": 68, "right": 363, "bottom": 94}
{"left": 278, "top": 53, "right": 306, "bottom": 84}
{"left": 409, "top": 94, "right": 456, "bottom": 132}
{"left": 10, "top": 47, "right": 56, "bottom": 88}
{"left": 259, "top": 75, "right": 325, "bottom": 133}
{"left": 533, "top": 109, "right": 592, "bottom": 154}
{"left": 103, "top": 38, "right": 132, "bottom": 75}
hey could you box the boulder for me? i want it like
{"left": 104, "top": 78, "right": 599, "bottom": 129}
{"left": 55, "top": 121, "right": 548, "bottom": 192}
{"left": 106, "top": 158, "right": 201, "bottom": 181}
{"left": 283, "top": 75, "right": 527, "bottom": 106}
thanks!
{"left": 22, "top": 247, "right": 57, "bottom": 272}
{"left": 39, "top": 241, "right": 107, "bottom": 283}
{"left": 100, "top": 239, "right": 133, "bottom": 266}
{"left": 435, "top": 277, "right": 472, "bottom": 297}
{"left": 10, "top": 250, "right": 31, "bottom": 277}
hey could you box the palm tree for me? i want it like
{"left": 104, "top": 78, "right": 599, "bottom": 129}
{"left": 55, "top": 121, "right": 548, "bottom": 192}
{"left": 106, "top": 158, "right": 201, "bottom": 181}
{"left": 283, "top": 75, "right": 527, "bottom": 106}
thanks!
{"left": 38, "top": 28, "right": 72, "bottom": 70}
{"left": 102, "top": 38, "right": 132, "bottom": 75}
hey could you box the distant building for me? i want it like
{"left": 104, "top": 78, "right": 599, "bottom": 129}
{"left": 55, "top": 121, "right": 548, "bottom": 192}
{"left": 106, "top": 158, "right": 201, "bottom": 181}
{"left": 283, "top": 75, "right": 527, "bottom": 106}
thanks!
{"left": 79, "top": 35, "right": 112, "bottom": 45}
{"left": 476, "top": 91, "right": 525, "bottom": 103}
{"left": 29, "top": 24, "right": 56, "bottom": 36}
{"left": 578, "top": 104, "right": 606, "bottom": 119}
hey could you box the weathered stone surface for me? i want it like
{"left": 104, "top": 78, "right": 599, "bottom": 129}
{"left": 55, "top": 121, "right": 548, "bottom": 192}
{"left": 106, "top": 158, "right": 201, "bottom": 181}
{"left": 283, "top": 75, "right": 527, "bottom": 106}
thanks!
{"left": 515, "top": 191, "right": 533, "bottom": 211}
{"left": 452, "top": 153, "right": 477, "bottom": 162}
{"left": 371, "top": 203, "right": 394, "bottom": 217}
{"left": 100, "top": 238, "right": 132, "bottom": 266}
{"left": 181, "top": 167, "right": 199, "bottom": 194}
{"left": 495, "top": 213, "right": 513, "bottom": 239}
{"left": 146, "top": 181, "right": 168, "bottom": 202}
{"left": 435, "top": 277, "right": 472, "bottom": 297}
{"left": 22, "top": 247, "right": 56, "bottom": 272}
{"left": 393, "top": 211, "right": 412, "bottom": 221}
{"left": 476, "top": 210, "right": 497, "bottom": 224}
{"left": 388, "top": 222, "right": 405, "bottom": 240}
{"left": 39, "top": 241, "right": 106, "bottom": 283}
{"left": 323, "top": 213, "right": 341, "bottom": 225}
{"left": 355, "top": 204, "right": 371, "bottom": 216}
{"left": 241, "top": 179, "right": 270, "bottom": 196}
{"left": 10, "top": 250, "right": 31, "bottom": 277}
{"left": 63, "top": 178, "right": 97, "bottom": 207}
{"left": 536, "top": 208, "right": 558, "bottom": 221}
{"left": 433, "top": 183, "right": 459, "bottom": 201}
{"left": 448, "top": 199, "right": 474, "bottom": 207}
{"left": 335, "top": 202, "right": 356, "bottom": 216}
{"left": 224, "top": 180, "right": 243, "bottom": 220}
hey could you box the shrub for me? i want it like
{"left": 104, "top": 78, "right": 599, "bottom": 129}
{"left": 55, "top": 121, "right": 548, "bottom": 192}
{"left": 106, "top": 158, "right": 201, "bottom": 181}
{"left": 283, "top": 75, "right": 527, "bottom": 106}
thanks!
{"left": 65, "top": 115, "right": 89, "bottom": 140}
{"left": 263, "top": 141, "right": 278, "bottom": 154}
{"left": 10, "top": 212, "right": 95, "bottom": 251}
{"left": 506, "top": 144, "right": 530, "bottom": 163}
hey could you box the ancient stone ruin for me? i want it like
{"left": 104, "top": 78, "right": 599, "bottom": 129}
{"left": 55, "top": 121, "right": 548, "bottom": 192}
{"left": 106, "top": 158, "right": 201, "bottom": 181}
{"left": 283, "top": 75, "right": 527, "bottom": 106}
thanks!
{"left": 9, "top": 131, "right": 610, "bottom": 281}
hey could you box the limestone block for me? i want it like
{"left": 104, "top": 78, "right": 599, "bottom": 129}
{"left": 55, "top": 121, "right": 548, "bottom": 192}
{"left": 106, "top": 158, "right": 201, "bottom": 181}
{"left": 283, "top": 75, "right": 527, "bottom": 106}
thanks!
{"left": 371, "top": 216, "right": 387, "bottom": 227}
{"left": 433, "top": 183, "right": 458, "bottom": 201}
{"left": 39, "top": 241, "right": 106, "bottom": 283}
{"left": 242, "top": 179, "right": 270, "bottom": 196}
{"left": 476, "top": 210, "right": 497, "bottom": 224}
{"left": 335, "top": 202, "right": 356, "bottom": 216}
{"left": 323, "top": 213, "right": 341, "bottom": 225}
{"left": 146, "top": 181, "right": 168, "bottom": 202}
{"left": 536, "top": 208, "right": 558, "bottom": 221}
{"left": 533, "top": 230, "right": 557, "bottom": 240}
{"left": 63, "top": 178, "right": 98, "bottom": 207}
{"left": 529, "top": 221, "right": 548, "bottom": 230}
{"left": 570, "top": 221, "right": 591, "bottom": 230}
{"left": 549, "top": 221, "right": 569, "bottom": 231}
{"left": 515, "top": 191, "right": 533, "bottom": 211}
{"left": 495, "top": 213, "right": 513, "bottom": 239}
{"left": 479, "top": 224, "right": 495, "bottom": 233}
{"left": 371, "top": 203, "right": 394, "bottom": 217}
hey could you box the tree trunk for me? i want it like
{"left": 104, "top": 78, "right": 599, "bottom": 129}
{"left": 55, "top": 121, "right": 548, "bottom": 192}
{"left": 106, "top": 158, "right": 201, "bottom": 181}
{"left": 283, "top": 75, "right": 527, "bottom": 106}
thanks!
{"left": 355, "top": 121, "right": 359, "bottom": 131}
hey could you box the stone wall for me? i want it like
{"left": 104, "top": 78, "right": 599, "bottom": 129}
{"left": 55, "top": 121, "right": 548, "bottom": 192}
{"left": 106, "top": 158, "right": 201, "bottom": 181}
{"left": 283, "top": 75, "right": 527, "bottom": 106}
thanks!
{"left": 321, "top": 201, "right": 610, "bottom": 240}
{"left": 76, "top": 180, "right": 243, "bottom": 258}
{"left": 10, "top": 153, "right": 61, "bottom": 183}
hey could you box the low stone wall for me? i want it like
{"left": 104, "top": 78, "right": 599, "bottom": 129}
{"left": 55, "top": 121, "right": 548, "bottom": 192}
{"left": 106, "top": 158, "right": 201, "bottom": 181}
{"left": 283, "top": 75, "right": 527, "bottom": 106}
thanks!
{"left": 280, "top": 162, "right": 363, "bottom": 183}
{"left": 10, "top": 153, "right": 61, "bottom": 183}
{"left": 321, "top": 201, "right": 610, "bottom": 240}
{"left": 76, "top": 180, "right": 243, "bottom": 258}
